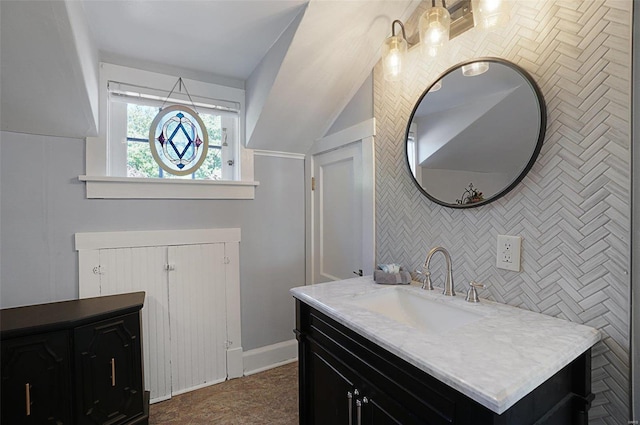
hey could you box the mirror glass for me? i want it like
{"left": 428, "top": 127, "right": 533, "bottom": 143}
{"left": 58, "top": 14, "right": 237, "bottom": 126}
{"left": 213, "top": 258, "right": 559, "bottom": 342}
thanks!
{"left": 405, "top": 58, "right": 546, "bottom": 208}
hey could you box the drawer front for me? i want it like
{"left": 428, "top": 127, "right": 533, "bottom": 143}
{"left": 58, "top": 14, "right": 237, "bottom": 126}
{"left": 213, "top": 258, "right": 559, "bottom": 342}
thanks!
{"left": 1, "top": 331, "right": 72, "bottom": 424}
{"left": 74, "top": 312, "right": 144, "bottom": 425}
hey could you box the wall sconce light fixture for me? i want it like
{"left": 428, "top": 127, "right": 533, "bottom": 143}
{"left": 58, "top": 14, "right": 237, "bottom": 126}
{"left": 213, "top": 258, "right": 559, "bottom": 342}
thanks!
{"left": 382, "top": 0, "right": 509, "bottom": 82}
{"left": 382, "top": 20, "right": 411, "bottom": 82}
{"left": 419, "top": 0, "right": 451, "bottom": 57}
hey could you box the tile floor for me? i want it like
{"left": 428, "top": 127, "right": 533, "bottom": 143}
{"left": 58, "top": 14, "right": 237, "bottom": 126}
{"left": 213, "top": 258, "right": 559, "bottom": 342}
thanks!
{"left": 149, "top": 361, "right": 298, "bottom": 424}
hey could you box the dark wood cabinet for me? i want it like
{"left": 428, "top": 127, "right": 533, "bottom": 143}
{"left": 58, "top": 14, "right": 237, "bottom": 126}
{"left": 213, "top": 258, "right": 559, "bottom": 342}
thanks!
{"left": 1, "top": 292, "right": 148, "bottom": 425}
{"left": 74, "top": 313, "right": 144, "bottom": 425}
{"left": 296, "top": 300, "right": 594, "bottom": 425}
{"left": 309, "top": 341, "right": 418, "bottom": 425}
{"left": 1, "top": 331, "right": 73, "bottom": 424}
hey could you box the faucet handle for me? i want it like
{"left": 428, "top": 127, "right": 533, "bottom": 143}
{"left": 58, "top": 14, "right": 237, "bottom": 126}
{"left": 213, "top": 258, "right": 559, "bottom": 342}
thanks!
{"left": 415, "top": 269, "right": 434, "bottom": 290}
{"left": 465, "top": 281, "right": 485, "bottom": 303}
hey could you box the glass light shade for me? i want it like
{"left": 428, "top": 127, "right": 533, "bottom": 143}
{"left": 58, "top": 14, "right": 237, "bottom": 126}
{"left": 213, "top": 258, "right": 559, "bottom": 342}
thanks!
{"left": 382, "top": 35, "right": 408, "bottom": 82}
{"left": 419, "top": 6, "right": 451, "bottom": 51}
{"left": 472, "top": 0, "right": 510, "bottom": 29}
{"left": 462, "top": 62, "right": 489, "bottom": 76}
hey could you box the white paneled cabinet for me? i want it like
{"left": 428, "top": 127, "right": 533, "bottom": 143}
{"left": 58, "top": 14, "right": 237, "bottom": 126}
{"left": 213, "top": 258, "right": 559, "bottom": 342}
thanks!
{"left": 75, "top": 229, "right": 242, "bottom": 403}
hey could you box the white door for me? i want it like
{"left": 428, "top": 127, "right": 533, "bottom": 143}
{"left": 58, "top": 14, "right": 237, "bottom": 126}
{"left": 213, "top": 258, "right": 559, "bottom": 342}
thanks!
{"left": 168, "top": 243, "right": 228, "bottom": 396}
{"left": 96, "top": 243, "right": 228, "bottom": 401}
{"left": 313, "top": 143, "right": 364, "bottom": 283}
{"left": 307, "top": 120, "right": 376, "bottom": 285}
{"left": 97, "top": 246, "right": 172, "bottom": 402}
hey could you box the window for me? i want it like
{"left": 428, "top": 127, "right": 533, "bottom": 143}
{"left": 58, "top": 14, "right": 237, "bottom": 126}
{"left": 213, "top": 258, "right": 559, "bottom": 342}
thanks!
{"left": 126, "top": 103, "right": 223, "bottom": 179}
{"left": 81, "top": 63, "right": 258, "bottom": 199}
{"left": 108, "top": 82, "right": 238, "bottom": 181}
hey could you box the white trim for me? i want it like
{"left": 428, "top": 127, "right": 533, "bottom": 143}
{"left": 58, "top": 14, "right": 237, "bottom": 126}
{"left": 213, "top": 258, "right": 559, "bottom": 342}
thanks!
{"left": 227, "top": 347, "right": 244, "bottom": 379}
{"left": 224, "top": 241, "right": 244, "bottom": 379}
{"left": 78, "top": 175, "right": 259, "bottom": 199}
{"left": 361, "top": 135, "right": 376, "bottom": 276}
{"left": 75, "top": 228, "right": 241, "bottom": 250}
{"left": 309, "top": 118, "right": 376, "bottom": 155}
{"left": 242, "top": 339, "right": 298, "bottom": 376}
{"left": 254, "top": 150, "right": 306, "bottom": 160}
{"left": 84, "top": 62, "right": 254, "bottom": 199}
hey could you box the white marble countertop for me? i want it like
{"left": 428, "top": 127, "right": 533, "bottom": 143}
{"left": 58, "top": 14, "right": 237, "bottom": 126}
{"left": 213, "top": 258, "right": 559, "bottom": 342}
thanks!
{"left": 290, "top": 277, "right": 601, "bottom": 415}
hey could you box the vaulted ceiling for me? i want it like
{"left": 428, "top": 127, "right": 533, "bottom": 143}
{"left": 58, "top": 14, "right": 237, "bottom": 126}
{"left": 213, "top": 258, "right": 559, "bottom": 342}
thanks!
{"left": 0, "top": 0, "right": 419, "bottom": 153}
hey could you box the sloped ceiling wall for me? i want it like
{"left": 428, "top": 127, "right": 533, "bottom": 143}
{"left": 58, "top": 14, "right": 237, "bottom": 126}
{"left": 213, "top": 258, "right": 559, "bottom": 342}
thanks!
{"left": 246, "top": 0, "right": 419, "bottom": 154}
{"left": 0, "top": 0, "right": 99, "bottom": 138}
{"left": 1, "top": 0, "right": 419, "bottom": 155}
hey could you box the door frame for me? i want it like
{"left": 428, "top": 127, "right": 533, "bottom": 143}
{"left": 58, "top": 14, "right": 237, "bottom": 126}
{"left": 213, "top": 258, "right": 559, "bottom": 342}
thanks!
{"left": 305, "top": 118, "right": 376, "bottom": 285}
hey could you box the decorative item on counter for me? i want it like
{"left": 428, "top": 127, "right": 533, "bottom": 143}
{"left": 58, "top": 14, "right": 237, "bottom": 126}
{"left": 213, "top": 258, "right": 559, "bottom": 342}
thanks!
{"left": 374, "top": 264, "right": 411, "bottom": 285}
{"left": 456, "top": 183, "right": 484, "bottom": 205}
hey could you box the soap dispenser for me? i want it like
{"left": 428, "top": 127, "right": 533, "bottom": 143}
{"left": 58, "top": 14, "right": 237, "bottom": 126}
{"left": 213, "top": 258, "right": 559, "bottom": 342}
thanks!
{"left": 465, "top": 281, "right": 485, "bottom": 303}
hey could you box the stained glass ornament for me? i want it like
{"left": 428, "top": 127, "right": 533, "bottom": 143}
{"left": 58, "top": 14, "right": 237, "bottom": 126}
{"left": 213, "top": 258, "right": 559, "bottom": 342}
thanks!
{"left": 148, "top": 105, "right": 209, "bottom": 176}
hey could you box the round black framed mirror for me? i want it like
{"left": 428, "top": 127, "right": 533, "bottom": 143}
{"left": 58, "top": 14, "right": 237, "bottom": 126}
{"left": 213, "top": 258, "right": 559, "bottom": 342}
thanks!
{"left": 405, "top": 57, "right": 546, "bottom": 208}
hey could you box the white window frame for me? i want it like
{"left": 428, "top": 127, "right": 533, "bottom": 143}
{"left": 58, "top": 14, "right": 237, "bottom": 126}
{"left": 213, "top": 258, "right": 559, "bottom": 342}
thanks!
{"left": 81, "top": 63, "right": 259, "bottom": 199}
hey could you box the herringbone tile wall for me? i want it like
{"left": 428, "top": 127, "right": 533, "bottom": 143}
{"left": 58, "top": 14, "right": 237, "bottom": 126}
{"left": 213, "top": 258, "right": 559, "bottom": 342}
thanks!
{"left": 373, "top": 1, "right": 631, "bottom": 423}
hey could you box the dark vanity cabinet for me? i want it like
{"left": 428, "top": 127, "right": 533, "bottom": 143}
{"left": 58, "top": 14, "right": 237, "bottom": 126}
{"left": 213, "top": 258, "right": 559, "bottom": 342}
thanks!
{"left": 295, "top": 300, "right": 594, "bottom": 425}
{"left": 1, "top": 292, "right": 148, "bottom": 425}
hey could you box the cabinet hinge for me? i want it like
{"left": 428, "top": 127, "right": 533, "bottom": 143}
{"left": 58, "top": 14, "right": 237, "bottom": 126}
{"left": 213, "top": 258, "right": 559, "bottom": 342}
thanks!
{"left": 311, "top": 177, "right": 315, "bottom": 191}
{"left": 92, "top": 265, "right": 105, "bottom": 275}
{"left": 164, "top": 264, "right": 175, "bottom": 271}
{"left": 223, "top": 256, "right": 231, "bottom": 265}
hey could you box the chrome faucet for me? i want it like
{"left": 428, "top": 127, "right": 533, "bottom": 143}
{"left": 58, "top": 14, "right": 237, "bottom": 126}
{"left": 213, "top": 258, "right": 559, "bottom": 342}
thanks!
{"left": 423, "top": 247, "right": 455, "bottom": 296}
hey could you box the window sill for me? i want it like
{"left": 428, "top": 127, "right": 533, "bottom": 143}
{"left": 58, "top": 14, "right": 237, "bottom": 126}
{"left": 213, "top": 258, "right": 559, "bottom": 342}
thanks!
{"left": 78, "top": 175, "right": 259, "bottom": 199}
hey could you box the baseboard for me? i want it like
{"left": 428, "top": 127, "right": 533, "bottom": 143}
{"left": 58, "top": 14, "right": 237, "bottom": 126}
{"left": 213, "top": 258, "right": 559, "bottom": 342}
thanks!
{"left": 242, "top": 339, "right": 298, "bottom": 376}
{"left": 227, "top": 346, "right": 244, "bottom": 379}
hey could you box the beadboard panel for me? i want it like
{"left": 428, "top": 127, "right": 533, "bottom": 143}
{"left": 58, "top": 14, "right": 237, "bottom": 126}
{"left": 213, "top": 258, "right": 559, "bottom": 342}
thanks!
{"left": 373, "top": 1, "right": 631, "bottom": 423}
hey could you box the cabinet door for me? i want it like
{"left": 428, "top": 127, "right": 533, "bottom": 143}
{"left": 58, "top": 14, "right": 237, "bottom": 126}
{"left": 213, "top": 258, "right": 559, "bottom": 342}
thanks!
{"left": 1, "top": 331, "right": 72, "bottom": 424}
{"left": 97, "top": 246, "right": 170, "bottom": 402}
{"left": 168, "top": 243, "right": 227, "bottom": 395}
{"left": 74, "top": 313, "right": 143, "bottom": 425}
{"left": 308, "top": 342, "right": 356, "bottom": 425}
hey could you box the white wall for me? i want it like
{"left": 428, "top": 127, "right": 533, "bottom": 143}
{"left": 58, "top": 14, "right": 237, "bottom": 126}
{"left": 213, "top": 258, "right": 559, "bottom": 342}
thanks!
{"left": 325, "top": 74, "right": 373, "bottom": 137}
{"left": 0, "top": 131, "right": 304, "bottom": 351}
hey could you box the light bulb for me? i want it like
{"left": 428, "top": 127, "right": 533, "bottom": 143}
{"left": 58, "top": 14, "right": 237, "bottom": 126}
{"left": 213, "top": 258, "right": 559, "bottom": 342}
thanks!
{"left": 419, "top": 6, "right": 451, "bottom": 52}
{"left": 382, "top": 35, "right": 407, "bottom": 82}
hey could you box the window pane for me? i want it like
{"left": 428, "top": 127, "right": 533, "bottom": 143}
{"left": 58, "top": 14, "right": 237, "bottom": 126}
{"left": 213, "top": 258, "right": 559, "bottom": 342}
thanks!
{"left": 127, "top": 140, "right": 158, "bottom": 177}
{"left": 125, "top": 103, "right": 227, "bottom": 179}
{"left": 127, "top": 104, "right": 158, "bottom": 139}
{"left": 195, "top": 147, "right": 222, "bottom": 180}
{"left": 200, "top": 113, "right": 222, "bottom": 146}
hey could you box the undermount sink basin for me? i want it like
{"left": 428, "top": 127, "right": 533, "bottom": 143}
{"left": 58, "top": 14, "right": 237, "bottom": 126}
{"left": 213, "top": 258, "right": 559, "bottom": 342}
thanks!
{"left": 349, "top": 287, "right": 484, "bottom": 333}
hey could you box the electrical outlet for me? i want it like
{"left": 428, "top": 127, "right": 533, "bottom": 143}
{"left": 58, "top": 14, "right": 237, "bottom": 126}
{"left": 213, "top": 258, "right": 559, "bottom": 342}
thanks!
{"left": 497, "top": 235, "right": 521, "bottom": 271}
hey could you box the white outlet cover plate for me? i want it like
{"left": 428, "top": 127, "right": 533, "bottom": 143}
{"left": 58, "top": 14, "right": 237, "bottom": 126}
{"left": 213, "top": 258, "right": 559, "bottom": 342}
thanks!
{"left": 497, "top": 235, "right": 521, "bottom": 272}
